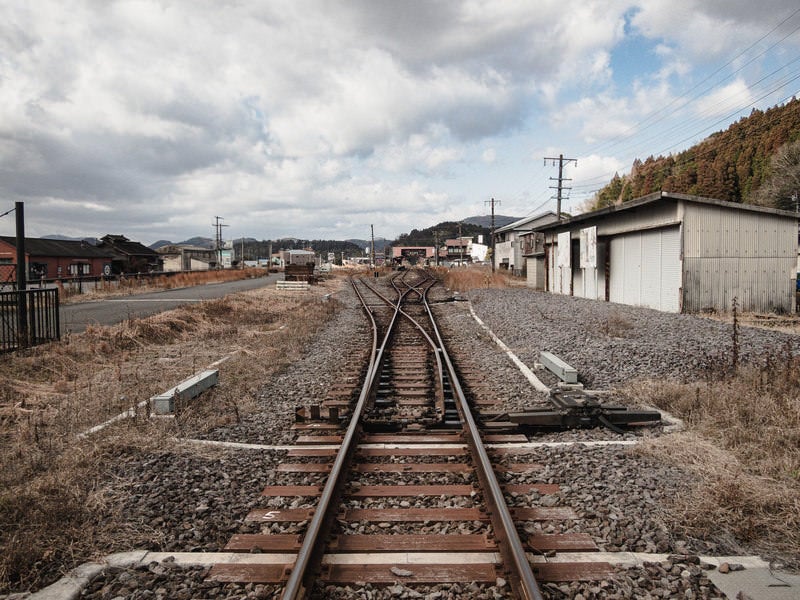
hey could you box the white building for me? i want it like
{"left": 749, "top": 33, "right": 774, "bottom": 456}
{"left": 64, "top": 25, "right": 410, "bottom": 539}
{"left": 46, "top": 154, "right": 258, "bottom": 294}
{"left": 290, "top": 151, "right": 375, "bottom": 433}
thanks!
{"left": 527, "top": 191, "right": 798, "bottom": 313}
{"left": 282, "top": 249, "right": 316, "bottom": 265}
{"left": 494, "top": 212, "right": 558, "bottom": 276}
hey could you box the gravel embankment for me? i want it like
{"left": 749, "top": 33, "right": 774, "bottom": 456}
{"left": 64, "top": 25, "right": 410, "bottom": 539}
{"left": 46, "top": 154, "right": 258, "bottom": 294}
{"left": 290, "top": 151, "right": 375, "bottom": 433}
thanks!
{"left": 50, "top": 280, "right": 799, "bottom": 599}
{"left": 468, "top": 288, "right": 798, "bottom": 389}
{"left": 192, "top": 284, "right": 371, "bottom": 446}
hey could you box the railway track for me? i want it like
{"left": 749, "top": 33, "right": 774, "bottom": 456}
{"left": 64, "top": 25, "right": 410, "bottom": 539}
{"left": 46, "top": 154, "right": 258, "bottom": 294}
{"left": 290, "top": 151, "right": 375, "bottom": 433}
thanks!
{"left": 208, "top": 270, "right": 613, "bottom": 599}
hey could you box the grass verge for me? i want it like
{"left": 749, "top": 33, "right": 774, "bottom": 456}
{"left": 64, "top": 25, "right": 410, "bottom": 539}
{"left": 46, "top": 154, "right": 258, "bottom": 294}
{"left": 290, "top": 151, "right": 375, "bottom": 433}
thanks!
{"left": 618, "top": 346, "right": 800, "bottom": 566}
{"left": 0, "top": 276, "right": 343, "bottom": 592}
{"left": 59, "top": 267, "right": 266, "bottom": 303}
{"left": 437, "top": 265, "right": 519, "bottom": 291}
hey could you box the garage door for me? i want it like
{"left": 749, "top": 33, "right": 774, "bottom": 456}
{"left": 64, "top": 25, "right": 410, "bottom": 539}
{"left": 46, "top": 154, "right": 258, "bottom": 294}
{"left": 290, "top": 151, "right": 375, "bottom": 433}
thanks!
{"left": 609, "top": 227, "right": 681, "bottom": 312}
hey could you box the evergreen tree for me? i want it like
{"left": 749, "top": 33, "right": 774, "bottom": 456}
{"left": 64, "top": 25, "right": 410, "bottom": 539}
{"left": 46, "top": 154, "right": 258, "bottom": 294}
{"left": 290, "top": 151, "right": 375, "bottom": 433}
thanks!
{"left": 590, "top": 97, "right": 800, "bottom": 210}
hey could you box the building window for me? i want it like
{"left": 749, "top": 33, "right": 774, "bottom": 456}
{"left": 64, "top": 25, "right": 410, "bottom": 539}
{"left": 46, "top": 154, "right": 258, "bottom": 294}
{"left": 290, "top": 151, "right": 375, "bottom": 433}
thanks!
{"left": 30, "top": 262, "right": 47, "bottom": 278}
{"left": 69, "top": 263, "right": 91, "bottom": 276}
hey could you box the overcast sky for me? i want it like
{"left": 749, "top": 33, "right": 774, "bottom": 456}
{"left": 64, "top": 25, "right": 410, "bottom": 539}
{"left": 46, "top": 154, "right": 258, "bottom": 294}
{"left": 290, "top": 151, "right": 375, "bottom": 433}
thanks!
{"left": 1, "top": 1, "right": 799, "bottom": 245}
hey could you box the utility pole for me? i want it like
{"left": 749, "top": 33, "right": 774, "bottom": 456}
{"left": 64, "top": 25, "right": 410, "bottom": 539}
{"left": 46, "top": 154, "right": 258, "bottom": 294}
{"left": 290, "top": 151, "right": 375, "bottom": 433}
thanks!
{"left": 371, "top": 224, "right": 376, "bottom": 277}
{"left": 15, "top": 202, "right": 28, "bottom": 348}
{"left": 212, "top": 216, "right": 229, "bottom": 269}
{"left": 485, "top": 197, "right": 500, "bottom": 273}
{"left": 458, "top": 222, "right": 464, "bottom": 266}
{"left": 544, "top": 154, "right": 577, "bottom": 220}
{"left": 434, "top": 230, "right": 440, "bottom": 267}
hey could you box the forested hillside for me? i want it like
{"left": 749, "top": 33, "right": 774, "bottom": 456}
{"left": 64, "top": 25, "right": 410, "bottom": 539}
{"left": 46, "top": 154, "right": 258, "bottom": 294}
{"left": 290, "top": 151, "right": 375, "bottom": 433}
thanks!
{"left": 394, "top": 221, "right": 491, "bottom": 246}
{"left": 592, "top": 97, "right": 800, "bottom": 210}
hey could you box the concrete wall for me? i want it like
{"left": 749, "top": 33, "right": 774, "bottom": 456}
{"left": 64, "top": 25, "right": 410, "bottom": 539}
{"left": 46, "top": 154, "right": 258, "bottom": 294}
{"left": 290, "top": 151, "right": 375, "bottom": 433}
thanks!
{"left": 526, "top": 257, "right": 545, "bottom": 289}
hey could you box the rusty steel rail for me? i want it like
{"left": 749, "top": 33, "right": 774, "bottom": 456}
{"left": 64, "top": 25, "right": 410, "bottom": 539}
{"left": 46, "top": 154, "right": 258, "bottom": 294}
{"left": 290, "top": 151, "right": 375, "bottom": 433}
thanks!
{"left": 280, "top": 277, "right": 389, "bottom": 600}
{"left": 363, "top": 272, "right": 446, "bottom": 411}
{"left": 282, "top": 270, "right": 543, "bottom": 600}
{"left": 420, "top": 282, "right": 545, "bottom": 600}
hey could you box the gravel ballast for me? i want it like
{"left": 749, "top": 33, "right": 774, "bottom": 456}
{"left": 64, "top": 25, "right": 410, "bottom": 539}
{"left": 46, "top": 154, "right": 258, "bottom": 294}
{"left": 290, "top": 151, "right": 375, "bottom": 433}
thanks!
{"left": 22, "top": 278, "right": 799, "bottom": 599}
{"left": 467, "top": 287, "right": 797, "bottom": 388}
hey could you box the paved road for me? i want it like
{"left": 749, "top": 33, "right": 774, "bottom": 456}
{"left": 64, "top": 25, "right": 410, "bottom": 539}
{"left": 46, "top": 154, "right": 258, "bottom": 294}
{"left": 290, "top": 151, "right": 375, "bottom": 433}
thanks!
{"left": 60, "top": 273, "right": 281, "bottom": 333}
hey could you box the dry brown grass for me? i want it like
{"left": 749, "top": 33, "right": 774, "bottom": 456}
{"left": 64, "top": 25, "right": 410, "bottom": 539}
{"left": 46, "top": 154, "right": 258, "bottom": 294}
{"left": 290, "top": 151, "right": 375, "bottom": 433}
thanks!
{"left": 59, "top": 268, "right": 264, "bottom": 303}
{"left": 699, "top": 309, "right": 800, "bottom": 336}
{"left": 619, "top": 347, "right": 800, "bottom": 565}
{"left": 0, "top": 276, "right": 344, "bottom": 592}
{"left": 438, "top": 265, "right": 519, "bottom": 291}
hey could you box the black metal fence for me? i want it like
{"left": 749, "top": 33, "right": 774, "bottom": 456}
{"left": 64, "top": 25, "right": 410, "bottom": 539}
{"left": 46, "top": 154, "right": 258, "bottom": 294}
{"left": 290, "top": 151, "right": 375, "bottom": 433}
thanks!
{"left": 0, "top": 288, "right": 60, "bottom": 353}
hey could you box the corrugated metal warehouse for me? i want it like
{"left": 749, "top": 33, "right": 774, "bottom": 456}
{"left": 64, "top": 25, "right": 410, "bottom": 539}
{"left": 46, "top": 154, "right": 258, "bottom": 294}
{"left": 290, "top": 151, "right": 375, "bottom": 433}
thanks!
{"left": 525, "top": 192, "right": 798, "bottom": 313}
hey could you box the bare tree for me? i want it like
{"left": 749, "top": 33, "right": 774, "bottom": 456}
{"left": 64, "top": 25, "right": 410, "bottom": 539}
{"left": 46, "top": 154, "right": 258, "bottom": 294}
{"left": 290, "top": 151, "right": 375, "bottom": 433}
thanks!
{"left": 753, "top": 140, "right": 800, "bottom": 211}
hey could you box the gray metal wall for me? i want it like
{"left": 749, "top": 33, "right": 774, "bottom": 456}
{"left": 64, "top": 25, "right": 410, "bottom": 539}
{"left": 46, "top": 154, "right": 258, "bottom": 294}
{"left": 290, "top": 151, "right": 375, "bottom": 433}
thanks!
{"left": 682, "top": 202, "right": 797, "bottom": 313}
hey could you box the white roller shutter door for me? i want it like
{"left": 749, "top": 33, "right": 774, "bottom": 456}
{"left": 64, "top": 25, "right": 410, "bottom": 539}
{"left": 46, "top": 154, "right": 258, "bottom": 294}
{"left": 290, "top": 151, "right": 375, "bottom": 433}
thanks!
{"left": 659, "top": 227, "right": 682, "bottom": 312}
{"left": 609, "top": 227, "right": 681, "bottom": 312}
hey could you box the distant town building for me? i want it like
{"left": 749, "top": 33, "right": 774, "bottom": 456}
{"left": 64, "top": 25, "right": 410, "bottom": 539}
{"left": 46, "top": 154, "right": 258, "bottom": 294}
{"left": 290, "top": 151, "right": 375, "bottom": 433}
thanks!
{"left": 281, "top": 249, "right": 316, "bottom": 265}
{"left": 97, "top": 234, "right": 161, "bottom": 273}
{"left": 444, "top": 238, "right": 472, "bottom": 264}
{"left": 391, "top": 247, "right": 436, "bottom": 265}
{"left": 0, "top": 236, "right": 114, "bottom": 281}
{"left": 157, "top": 244, "right": 216, "bottom": 272}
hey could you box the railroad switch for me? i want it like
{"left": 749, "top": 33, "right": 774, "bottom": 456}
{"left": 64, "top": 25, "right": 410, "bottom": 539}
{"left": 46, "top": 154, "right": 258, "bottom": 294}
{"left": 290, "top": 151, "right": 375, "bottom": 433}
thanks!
{"left": 507, "top": 387, "right": 661, "bottom": 433}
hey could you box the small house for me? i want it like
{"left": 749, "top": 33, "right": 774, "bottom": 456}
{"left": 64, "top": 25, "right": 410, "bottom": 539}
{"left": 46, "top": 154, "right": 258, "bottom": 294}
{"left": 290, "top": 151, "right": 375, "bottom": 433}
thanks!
{"left": 494, "top": 212, "right": 558, "bottom": 276}
{"left": 97, "top": 234, "right": 161, "bottom": 273}
{"left": 0, "top": 236, "right": 115, "bottom": 281}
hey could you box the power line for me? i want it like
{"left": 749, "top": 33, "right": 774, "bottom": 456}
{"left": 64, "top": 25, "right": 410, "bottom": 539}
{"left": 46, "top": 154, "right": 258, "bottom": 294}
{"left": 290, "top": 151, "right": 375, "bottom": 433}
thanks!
{"left": 570, "top": 9, "right": 800, "bottom": 200}
{"left": 591, "top": 7, "right": 800, "bottom": 157}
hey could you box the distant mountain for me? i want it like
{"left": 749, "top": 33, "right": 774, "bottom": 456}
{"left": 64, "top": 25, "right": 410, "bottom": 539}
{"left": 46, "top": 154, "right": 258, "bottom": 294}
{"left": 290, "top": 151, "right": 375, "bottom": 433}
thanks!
{"left": 43, "top": 234, "right": 100, "bottom": 245}
{"left": 462, "top": 214, "right": 520, "bottom": 229}
{"left": 149, "top": 237, "right": 215, "bottom": 250}
{"left": 180, "top": 236, "right": 215, "bottom": 248}
{"left": 346, "top": 238, "right": 390, "bottom": 252}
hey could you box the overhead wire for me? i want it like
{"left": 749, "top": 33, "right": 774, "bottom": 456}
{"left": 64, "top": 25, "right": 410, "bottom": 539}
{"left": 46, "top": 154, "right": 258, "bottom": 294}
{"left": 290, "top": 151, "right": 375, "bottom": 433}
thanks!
{"left": 591, "top": 6, "right": 800, "bottom": 156}
{"left": 569, "top": 8, "right": 800, "bottom": 201}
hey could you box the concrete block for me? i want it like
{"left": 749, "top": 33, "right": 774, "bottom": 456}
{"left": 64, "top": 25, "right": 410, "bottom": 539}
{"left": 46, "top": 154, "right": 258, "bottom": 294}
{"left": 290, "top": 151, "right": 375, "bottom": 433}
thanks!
{"left": 539, "top": 351, "right": 578, "bottom": 384}
{"left": 151, "top": 369, "right": 219, "bottom": 415}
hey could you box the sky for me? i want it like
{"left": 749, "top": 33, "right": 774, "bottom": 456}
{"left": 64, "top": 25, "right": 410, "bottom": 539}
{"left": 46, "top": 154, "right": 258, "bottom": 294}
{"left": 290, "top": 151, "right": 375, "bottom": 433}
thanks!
{"left": 1, "top": 1, "right": 799, "bottom": 246}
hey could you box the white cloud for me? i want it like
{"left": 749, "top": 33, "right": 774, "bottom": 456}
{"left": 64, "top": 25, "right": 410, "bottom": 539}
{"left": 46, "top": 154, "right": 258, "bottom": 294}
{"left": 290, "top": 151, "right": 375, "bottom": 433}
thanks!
{"left": 630, "top": 1, "right": 800, "bottom": 61}
{"left": 0, "top": 1, "right": 796, "bottom": 243}
{"left": 694, "top": 79, "right": 756, "bottom": 118}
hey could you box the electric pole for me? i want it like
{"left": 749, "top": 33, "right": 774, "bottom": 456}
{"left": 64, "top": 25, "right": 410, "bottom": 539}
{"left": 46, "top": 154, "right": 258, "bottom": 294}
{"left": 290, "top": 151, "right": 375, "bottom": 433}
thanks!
{"left": 371, "top": 224, "right": 376, "bottom": 277}
{"left": 458, "top": 222, "right": 463, "bottom": 266}
{"left": 544, "top": 154, "right": 577, "bottom": 220}
{"left": 434, "top": 230, "right": 440, "bottom": 267}
{"left": 212, "top": 216, "right": 229, "bottom": 269}
{"left": 485, "top": 197, "right": 500, "bottom": 272}
{"left": 15, "top": 202, "right": 28, "bottom": 348}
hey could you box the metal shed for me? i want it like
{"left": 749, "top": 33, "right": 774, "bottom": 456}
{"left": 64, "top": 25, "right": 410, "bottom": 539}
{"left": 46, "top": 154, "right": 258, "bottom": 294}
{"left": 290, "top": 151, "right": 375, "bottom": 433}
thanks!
{"left": 529, "top": 192, "right": 798, "bottom": 313}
